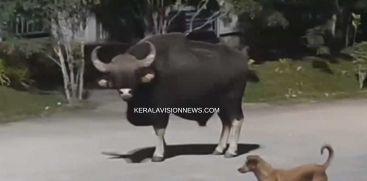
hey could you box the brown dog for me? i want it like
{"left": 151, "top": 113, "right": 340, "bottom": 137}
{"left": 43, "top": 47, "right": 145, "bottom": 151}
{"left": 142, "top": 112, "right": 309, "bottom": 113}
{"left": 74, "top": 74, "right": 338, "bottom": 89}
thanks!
{"left": 238, "top": 144, "right": 334, "bottom": 181}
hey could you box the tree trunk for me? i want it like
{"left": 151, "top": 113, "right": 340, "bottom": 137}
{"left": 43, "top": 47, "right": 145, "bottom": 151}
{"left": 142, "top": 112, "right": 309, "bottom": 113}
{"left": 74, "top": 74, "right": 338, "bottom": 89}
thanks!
{"left": 55, "top": 44, "right": 71, "bottom": 102}
{"left": 353, "top": 26, "right": 358, "bottom": 45}
{"left": 345, "top": 24, "right": 350, "bottom": 47}
{"left": 78, "top": 42, "right": 85, "bottom": 100}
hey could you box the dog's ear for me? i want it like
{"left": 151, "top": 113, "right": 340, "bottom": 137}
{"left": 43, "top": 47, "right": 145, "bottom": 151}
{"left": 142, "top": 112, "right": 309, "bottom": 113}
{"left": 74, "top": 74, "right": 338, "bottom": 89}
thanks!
{"left": 246, "top": 155, "right": 260, "bottom": 164}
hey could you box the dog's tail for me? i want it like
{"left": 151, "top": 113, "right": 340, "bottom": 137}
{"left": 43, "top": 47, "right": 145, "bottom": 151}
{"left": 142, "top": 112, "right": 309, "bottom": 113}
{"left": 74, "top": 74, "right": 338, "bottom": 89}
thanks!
{"left": 320, "top": 144, "right": 334, "bottom": 169}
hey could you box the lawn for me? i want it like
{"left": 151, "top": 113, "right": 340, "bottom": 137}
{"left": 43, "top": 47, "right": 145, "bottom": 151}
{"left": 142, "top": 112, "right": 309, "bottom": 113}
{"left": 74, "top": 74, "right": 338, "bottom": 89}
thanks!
{"left": 0, "top": 87, "right": 64, "bottom": 122}
{"left": 245, "top": 57, "right": 367, "bottom": 103}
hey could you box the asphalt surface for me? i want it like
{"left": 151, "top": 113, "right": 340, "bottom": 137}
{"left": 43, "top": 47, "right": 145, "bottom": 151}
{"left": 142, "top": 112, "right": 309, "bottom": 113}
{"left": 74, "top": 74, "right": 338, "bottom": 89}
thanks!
{"left": 0, "top": 90, "right": 366, "bottom": 181}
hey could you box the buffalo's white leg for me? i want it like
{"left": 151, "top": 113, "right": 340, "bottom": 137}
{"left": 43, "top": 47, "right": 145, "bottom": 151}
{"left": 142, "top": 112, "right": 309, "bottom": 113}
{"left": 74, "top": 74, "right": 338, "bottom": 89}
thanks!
{"left": 152, "top": 127, "right": 166, "bottom": 161}
{"left": 152, "top": 117, "right": 169, "bottom": 162}
{"left": 225, "top": 118, "right": 244, "bottom": 157}
{"left": 213, "top": 123, "right": 230, "bottom": 154}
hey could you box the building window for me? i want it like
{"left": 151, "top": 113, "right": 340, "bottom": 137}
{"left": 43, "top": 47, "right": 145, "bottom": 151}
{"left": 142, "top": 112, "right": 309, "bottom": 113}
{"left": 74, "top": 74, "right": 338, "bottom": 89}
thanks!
{"left": 2, "top": 15, "right": 50, "bottom": 39}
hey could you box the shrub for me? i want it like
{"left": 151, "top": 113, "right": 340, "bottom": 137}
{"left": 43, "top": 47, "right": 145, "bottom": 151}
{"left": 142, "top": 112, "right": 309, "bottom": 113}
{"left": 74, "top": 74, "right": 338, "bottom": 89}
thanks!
{"left": 5, "top": 65, "right": 32, "bottom": 89}
{"left": 0, "top": 59, "right": 10, "bottom": 86}
{"left": 0, "top": 56, "right": 32, "bottom": 89}
{"left": 342, "top": 42, "right": 367, "bottom": 89}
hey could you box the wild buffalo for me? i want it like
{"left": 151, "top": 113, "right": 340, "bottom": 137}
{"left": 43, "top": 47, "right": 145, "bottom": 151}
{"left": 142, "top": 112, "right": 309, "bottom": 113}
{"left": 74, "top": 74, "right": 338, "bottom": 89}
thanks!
{"left": 91, "top": 33, "right": 259, "bottom": 162}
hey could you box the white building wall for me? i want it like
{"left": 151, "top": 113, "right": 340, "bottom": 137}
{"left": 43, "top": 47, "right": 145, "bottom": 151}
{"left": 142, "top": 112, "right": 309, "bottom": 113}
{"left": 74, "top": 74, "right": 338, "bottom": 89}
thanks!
{"left": 52, "top": 12, "right": 108, "bottom": 44}
{"left": 74, "top": 13, "right": 108, "bottom": 43}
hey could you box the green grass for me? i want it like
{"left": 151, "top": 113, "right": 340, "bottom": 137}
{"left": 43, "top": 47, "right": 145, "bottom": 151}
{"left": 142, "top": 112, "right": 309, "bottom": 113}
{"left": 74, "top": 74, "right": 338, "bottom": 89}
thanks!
{"left": 245, "top": 57, "right": 367, "bottom": 103}
{"left": 0, "top": 87, "right": 65, "bottom": 123}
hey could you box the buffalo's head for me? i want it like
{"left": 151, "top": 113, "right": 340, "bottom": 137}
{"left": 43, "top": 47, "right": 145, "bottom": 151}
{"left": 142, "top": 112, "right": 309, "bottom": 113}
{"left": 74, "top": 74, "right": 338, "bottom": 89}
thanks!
{"left": 91, "top": 41, "right": 156, "bottom": 101}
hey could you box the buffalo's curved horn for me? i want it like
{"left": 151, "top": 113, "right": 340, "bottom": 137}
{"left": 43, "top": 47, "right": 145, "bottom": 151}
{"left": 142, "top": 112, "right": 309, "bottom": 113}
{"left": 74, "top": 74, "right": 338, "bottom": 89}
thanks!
{"left": 91, "top": 46, "right": 110, "bottom": 72}
{"left": 136, "top": 41, "right": 156, "bottom": 67}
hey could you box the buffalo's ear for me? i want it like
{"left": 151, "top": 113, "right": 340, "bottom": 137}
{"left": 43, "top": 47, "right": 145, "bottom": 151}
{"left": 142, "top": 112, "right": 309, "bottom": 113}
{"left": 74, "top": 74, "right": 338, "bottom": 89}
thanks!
{"left": 97, "top": 78, "right": 113, "bottom": 88}
{"left": 141, "top": 73, "right": 155, "bottom": 83}
{"left": 136, "top": 68, "right": 155, "bottom": 83}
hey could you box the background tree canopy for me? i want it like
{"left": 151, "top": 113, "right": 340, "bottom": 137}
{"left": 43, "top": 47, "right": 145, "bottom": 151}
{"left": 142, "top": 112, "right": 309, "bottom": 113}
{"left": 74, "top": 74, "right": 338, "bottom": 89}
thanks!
{"left": 228, "top": 0, "right": 367, "bottom": 60}
{"left": 0, "top": 0, "right": 367, "bottom": 90}
{"left": 1, "top": 0, "right": 366, "bottom": 58}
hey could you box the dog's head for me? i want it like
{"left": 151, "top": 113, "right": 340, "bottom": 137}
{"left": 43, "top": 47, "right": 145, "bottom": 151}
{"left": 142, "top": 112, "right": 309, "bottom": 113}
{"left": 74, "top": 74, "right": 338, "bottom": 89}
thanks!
{"left": 238, "top": 155, "right": 262, "bottom": 174}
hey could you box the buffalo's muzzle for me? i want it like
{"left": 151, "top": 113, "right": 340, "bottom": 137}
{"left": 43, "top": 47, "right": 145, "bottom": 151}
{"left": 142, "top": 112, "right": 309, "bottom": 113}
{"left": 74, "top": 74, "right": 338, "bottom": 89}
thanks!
{"left": 119, "top": 88, "right": 133, "bottom": 101}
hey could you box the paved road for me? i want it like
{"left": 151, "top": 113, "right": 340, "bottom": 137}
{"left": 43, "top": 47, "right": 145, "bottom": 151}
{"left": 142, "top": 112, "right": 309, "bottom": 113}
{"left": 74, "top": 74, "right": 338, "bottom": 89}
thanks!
{"left": 0, "top": 90, "right": 367, "bottom": 181}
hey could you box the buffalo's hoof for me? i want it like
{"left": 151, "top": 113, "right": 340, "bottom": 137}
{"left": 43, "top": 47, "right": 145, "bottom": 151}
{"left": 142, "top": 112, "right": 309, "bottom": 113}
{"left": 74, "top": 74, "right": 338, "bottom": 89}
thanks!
{"left": 212, "top": 150, "right": 224, "bottom": 155}
{"left": 152, "top": 156, "right": 165, "bottom": 162}
{"left": 224, "top": 152, "right": 237, "bottom": 158}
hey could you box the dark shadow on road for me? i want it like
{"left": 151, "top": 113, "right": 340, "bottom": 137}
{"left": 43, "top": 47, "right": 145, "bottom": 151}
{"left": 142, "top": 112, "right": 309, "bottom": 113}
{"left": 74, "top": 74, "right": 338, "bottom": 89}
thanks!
{"left": 102, "top": 143, "right": 260, "bottom": 163}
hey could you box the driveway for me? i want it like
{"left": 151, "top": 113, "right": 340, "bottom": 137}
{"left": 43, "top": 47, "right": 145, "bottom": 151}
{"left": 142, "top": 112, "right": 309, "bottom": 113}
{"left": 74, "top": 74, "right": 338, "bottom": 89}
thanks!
{"left": 0, "top": 90, "right": 366, "bottom": 181}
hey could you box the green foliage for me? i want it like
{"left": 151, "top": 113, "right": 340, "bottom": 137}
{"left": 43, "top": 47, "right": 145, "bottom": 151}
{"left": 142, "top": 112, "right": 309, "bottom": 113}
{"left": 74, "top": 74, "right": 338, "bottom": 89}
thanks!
{"left": 0, "top": 0, "right": 100, "bottom": 39}
{"left": 0, "top": 59, "right": 10, "bottom": 86}
{"left": 0, "top": 0, "right": 101, "bottom": 104}
{"left": 230, "top": 0, "right": 288, "bottom": 28}
{"left": 342, "top": 42, "right": 367, "bottom": 89}
{"left": 0, "top": 37, "right": 49, "bottom": 89}
{"left": 266, "top": 11, "right": 288, "bottom": 28}
{"left": 0, "top": 55, "right": 33, "bottom": 89}
{"left": 230, "top": 0, "right": 262, "bottom": 18}
{"left": 5, "top": 65, "right": 32, "bottom": 88}
{"left": 0, "top": 37, "right": 51, "bottom": 58}
{"left": 0, "top": 1, "right": 17, "bottom": 23}
{"left": 316, "top": 46, "right": 331, "bottom": 56}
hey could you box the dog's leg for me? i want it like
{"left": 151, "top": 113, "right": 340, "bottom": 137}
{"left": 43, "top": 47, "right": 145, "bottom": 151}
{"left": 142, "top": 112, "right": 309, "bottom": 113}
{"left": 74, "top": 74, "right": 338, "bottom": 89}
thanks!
{"left": 312, "top": 173, "right": 328, "bottom": 181}
{"left": 225, "top": 118, "right": 244, "bottom": 157}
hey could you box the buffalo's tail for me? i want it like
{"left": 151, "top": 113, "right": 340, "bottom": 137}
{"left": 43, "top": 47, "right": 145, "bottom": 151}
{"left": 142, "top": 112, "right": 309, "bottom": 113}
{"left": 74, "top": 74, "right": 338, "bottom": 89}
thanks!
{"left": 247, "top": 69, "right": 260, "bottom": 83}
